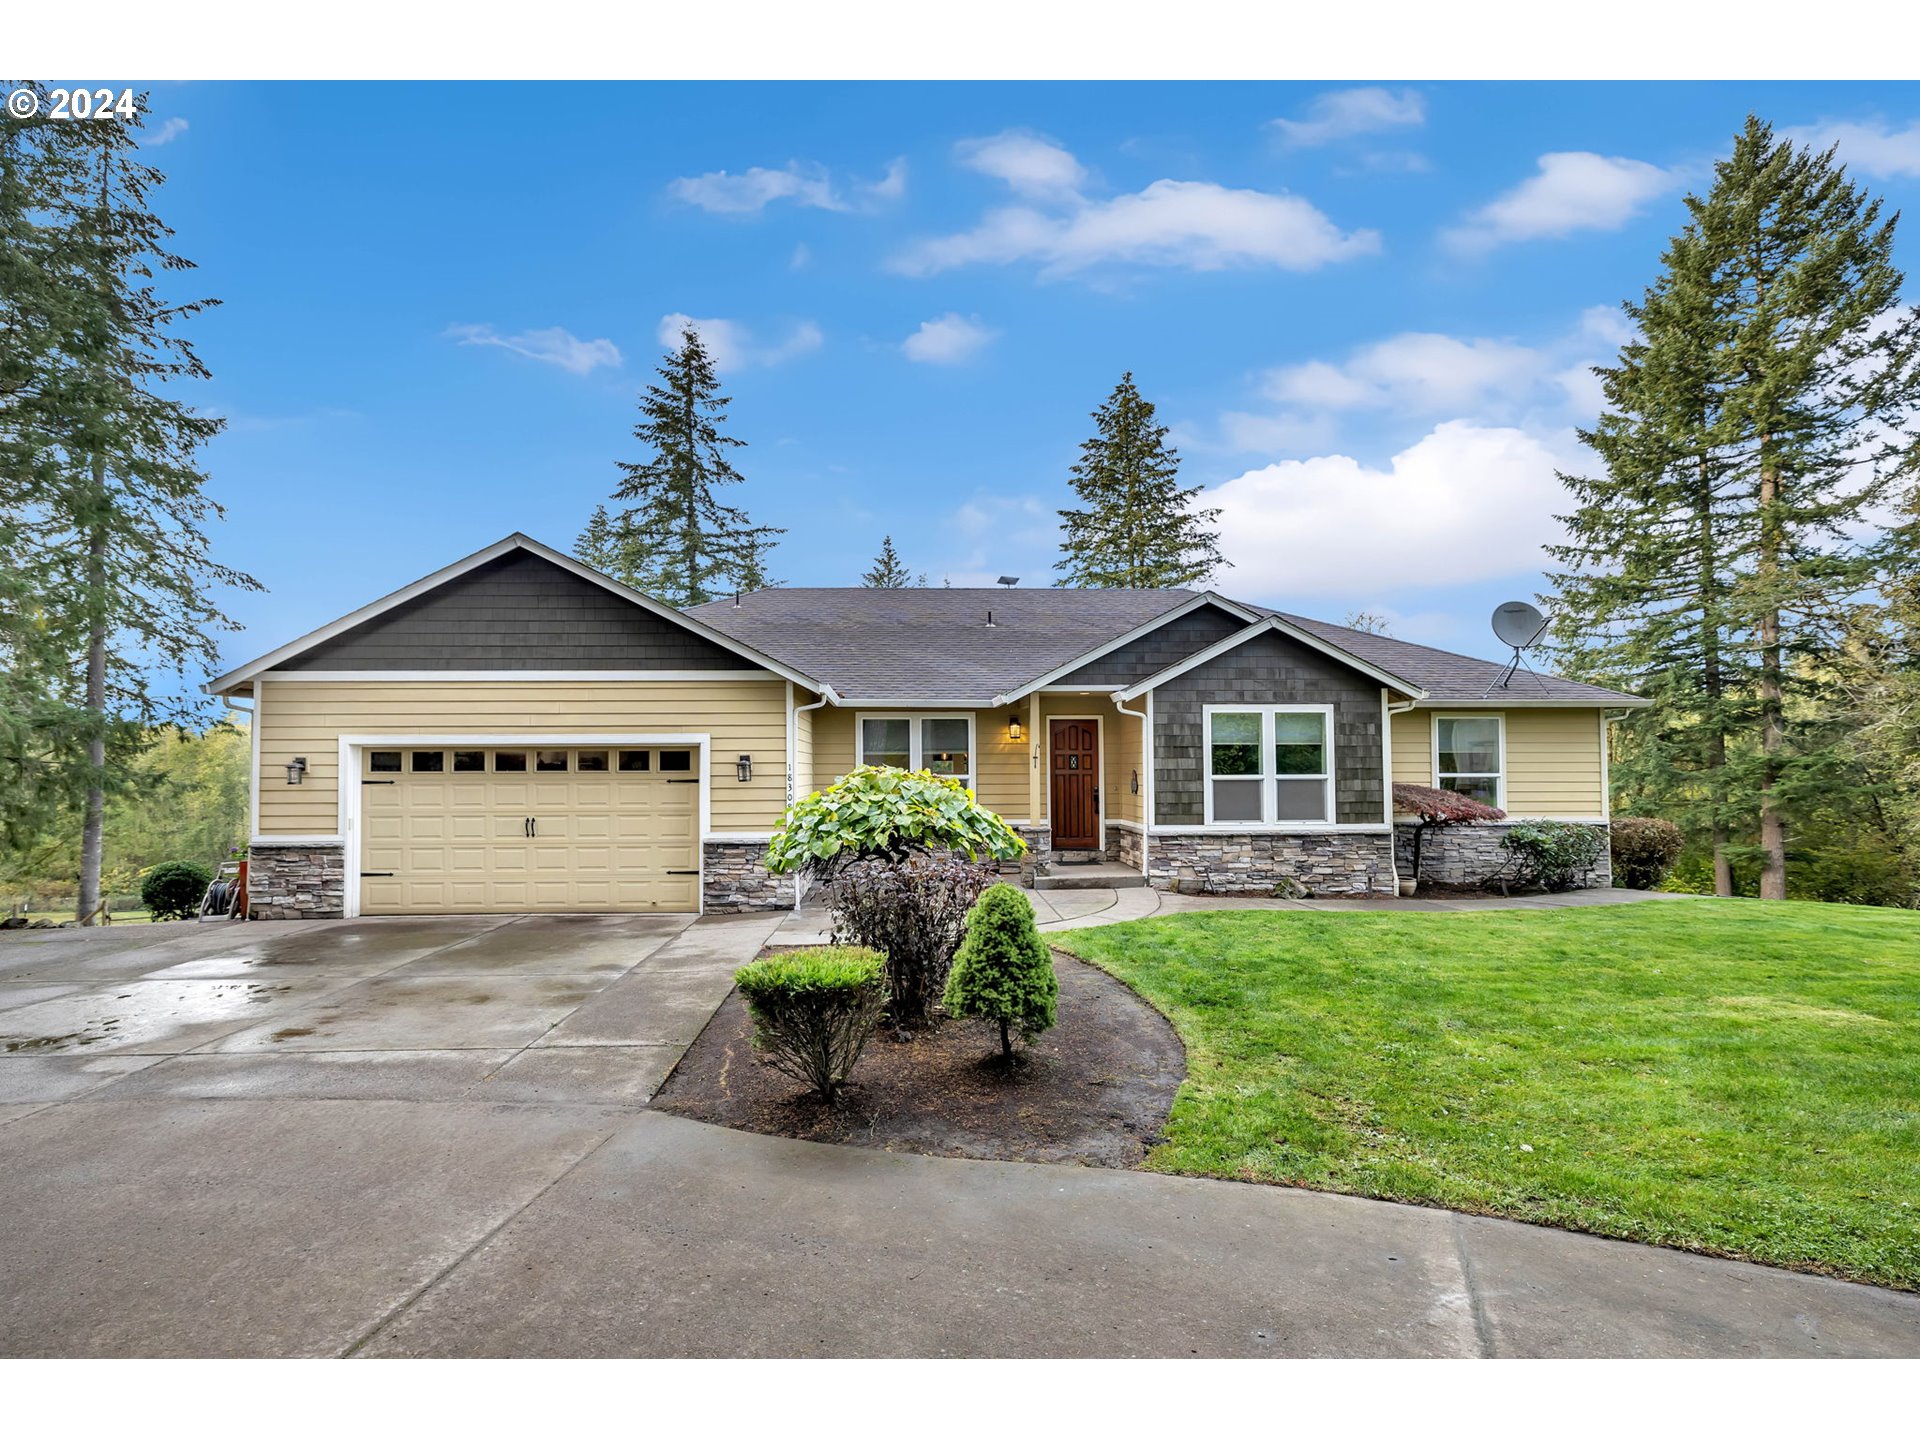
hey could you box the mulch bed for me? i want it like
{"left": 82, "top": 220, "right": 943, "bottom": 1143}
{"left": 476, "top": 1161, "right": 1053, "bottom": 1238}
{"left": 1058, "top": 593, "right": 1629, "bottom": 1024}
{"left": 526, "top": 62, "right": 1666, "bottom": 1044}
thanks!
{"left": 651, "top": 949, "right": 1185, "bottom": 1168}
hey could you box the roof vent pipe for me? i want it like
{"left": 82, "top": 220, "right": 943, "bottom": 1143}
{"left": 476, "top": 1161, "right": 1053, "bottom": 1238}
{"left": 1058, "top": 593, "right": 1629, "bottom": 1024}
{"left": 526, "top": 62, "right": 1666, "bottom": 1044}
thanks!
{"left": 986, "top": 609, "right": 995, "bottom": 628}
{"left": 733, "top": 590, "right": 741, "bottom": 607}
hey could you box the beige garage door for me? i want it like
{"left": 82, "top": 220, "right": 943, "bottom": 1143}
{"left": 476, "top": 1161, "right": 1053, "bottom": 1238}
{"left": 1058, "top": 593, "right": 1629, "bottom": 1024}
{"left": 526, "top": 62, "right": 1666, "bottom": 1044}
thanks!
{"left": 359, "top": 745, "right": 700, "bottom": 914}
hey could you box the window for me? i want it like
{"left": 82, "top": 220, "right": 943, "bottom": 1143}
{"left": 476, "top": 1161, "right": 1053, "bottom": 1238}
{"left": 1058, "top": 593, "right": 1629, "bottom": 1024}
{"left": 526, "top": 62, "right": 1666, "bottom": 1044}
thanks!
{"left": 1205, "top": 706, "right": 1333, "bottom": 825}
{"left": 659, "top": 749, "right": 693, "bottom": 772}
{"left": 1436, "top": 715, "right": 1502, "bottom": 806}
{"left": 536, "top": 749, "right": 569, "bottom": 772}
{"left": 493, "top": 750, "right": 527, "bottom": 772}
{"left": 575, "top": 751, "right": 609, "bottom": 772}
{"left": 451, "top": 750, "right": 486, "bottom": 772}
{"left": 617, "top": 750, "right": 651, "bottom": 772}
{"left": 369, "top": 750, "right": 401, "bottom": 773}
{"left": 858, "top": 714, "right": 974, "bottom": 789}
{"left": 410, "top": 750, "right": 444, "bottom": 773}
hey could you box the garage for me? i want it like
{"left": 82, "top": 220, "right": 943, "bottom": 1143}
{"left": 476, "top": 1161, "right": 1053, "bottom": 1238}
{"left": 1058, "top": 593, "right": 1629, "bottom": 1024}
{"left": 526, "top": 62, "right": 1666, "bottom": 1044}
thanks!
{"left": 358, "top": 743, "right": 701, "bottom": 914}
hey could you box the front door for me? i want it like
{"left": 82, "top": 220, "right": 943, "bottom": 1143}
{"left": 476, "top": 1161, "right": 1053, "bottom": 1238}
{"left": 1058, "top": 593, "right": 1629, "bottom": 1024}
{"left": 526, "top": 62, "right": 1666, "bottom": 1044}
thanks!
{"left": 1048, "top": 718, "right": 1100, "bottom": 851}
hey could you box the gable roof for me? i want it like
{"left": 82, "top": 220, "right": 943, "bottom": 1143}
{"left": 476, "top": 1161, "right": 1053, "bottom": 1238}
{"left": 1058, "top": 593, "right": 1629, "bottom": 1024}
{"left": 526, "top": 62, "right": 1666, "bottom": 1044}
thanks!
{"left": 1114, "top": 614, "right": 1428, "bottom": 702}
{"left": 203, "top": 534, "right": 824, "bottom": 696}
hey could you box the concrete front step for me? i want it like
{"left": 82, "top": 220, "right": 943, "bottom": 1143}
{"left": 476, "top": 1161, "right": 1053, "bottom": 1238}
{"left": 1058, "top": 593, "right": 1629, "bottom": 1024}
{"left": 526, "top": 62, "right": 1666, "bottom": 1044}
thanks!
{"left": 1035, "top": 864, "right": 1147, "bottom": 891}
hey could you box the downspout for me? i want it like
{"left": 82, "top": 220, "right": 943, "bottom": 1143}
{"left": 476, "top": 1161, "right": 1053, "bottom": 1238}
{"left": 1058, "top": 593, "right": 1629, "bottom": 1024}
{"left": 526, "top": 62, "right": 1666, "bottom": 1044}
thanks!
{"left": 789, "top": 689, "right": 832, "bottom": 910}
{"left": 1384, "top": 695, "right": 1419, "bottom": 893}
{"left": 1113, "top": 694, "right": 1150, "bottom": 877}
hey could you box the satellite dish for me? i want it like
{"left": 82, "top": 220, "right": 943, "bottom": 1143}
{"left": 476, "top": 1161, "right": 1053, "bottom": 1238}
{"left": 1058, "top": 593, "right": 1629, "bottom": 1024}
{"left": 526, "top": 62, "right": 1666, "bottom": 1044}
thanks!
{"left": 1483, "top": 601, "right": 1551, "bottom": 696}
{"left": 1491, "top": 601, "right": 1548, "bottom": 649}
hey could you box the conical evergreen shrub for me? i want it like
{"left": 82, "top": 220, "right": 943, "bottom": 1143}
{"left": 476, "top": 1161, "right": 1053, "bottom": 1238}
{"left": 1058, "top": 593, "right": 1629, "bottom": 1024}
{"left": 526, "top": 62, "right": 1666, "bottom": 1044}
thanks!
{"left": 942, "top": 883, "right": 1057, "bottom": 1068}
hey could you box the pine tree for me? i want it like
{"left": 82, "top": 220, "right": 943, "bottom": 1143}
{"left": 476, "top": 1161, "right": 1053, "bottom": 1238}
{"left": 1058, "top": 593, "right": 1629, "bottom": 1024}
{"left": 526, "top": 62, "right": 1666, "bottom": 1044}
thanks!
{"left": 1056, "top": 372, "right": 1223, "bottom": 588}
{"left": 861, "top": 534, "right": 922, "bottom": 587}
{"left": 1549, "top": 116, "right": 1920, "bottom": 899}
{"left": 586, "top": 328, "right": 784, "bottom": 607}
{"left": 1, "top": 91, "right": 259, "bottom": 918}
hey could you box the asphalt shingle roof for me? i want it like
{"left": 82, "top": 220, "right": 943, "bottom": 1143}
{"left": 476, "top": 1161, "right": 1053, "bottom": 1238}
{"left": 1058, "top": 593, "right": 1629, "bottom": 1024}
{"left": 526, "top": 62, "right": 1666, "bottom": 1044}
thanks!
{"left": 687, "top": 587, "right": 1642, "bottom": 707}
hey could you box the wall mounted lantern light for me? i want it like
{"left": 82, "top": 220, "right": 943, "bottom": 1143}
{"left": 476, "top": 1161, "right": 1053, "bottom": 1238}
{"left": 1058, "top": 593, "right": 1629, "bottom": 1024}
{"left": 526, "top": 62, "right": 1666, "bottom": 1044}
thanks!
{"left": 1130, "top": 768, "right": 1140, "bottom": 795}
{"left": 286, "top": 756, "right": 308, "bottom": 785}
{"left": 736, "top": 753, "right": 753, "bottom": 783}
{"left": 1007, "top": 713, "right": 1023, "bottom": 742}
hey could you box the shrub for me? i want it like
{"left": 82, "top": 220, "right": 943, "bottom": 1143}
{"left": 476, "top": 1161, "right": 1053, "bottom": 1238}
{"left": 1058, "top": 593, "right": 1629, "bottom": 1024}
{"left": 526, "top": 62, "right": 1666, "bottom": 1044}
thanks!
{"left": 766, "top": 765, "right": 1027, "bottom": 876}
{"left": 1610, "top": 817, "right": 1685, "bottom": 890}
{"left": 943, "top": 884, "right": 1057, "bottom": 1068}
{"left": 767, "top": 766, "right": 1026, "bottom": 1028}
{"left": 734, "top": 947, "right": 888, "bottom": 1103}
{"left": 1500, "top": 822, "right": 1605, "bottom": 893}
{"left": 826, "top": 852, "right": 997, "bottom": 1026}
{"left": 1391, "top": 782, "right": 1506, "bottom": 887}
{"left": 140, "top": 860, "right": 213, "bottom": 921}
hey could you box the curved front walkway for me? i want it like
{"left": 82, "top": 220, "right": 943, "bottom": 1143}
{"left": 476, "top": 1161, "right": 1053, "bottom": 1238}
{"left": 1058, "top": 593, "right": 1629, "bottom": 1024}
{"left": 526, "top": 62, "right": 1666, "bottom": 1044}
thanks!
{"left": 3, "top": 901, "right": 1912, "bottom": 1357}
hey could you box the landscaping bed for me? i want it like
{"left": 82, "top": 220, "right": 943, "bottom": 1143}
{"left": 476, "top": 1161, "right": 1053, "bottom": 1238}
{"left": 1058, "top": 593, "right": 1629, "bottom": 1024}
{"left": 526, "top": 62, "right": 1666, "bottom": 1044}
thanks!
{"left": 652, "top": 948, "right": 1184, "bottom": 1166}
{"left": 1054, "top": 899, "right": 1920, "bottom": 1291}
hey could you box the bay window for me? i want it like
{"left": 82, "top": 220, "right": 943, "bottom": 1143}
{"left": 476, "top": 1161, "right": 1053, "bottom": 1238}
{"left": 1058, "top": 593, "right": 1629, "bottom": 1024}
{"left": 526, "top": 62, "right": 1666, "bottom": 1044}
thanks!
{"left": 859, "top": 713, "right": 973, "bottom": 790}
{"left": 1205, "top": 705, "right": 1334, "bottom": 825}
{"left": 1435, "top": 714, "right": 1502, "bottom": 806}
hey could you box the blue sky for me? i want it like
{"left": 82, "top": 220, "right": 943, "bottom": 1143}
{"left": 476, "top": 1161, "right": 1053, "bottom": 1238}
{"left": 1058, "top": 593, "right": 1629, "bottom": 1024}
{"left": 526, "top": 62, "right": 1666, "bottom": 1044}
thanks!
{"left": 139, "top": 80, "right": 1920, "bottom": 676}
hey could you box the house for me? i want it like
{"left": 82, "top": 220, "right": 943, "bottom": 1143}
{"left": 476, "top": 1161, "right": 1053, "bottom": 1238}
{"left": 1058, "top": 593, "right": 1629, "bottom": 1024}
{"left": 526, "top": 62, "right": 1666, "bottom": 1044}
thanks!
{"left": 204, "top": 533, "right": 1648, "bottom": 919}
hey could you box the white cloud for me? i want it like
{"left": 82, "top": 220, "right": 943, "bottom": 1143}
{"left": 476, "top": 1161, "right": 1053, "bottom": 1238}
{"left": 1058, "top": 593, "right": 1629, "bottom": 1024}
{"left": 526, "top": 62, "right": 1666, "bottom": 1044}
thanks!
{"left": 1783, "top": 117, "right": 1920, "bottom": 178}
{"left": 901, "top": 313, "right": 997, "bottom": 365}
{"left": 145, "top": 116, "right": 188, "bottom": 146}
{"left": 656, "top": 313, "right": 823, "bottom": 372}
{"left": 1270, "top": 88, "right": 1425, "bottom": 147}
{"left": 789, "top": 242, "right": 812, "bottom": 270}
{"left": 956, "top": 130, "right": 1087, "bottom": 197}
{"left": 1444, "top": 152, "right": 1677, "bottom": 254}
{"left": 1262, "top": 333, "right": 1549, "bottom": 415}
{"left": 891, "top": 178, "right": 1378, "bottom": 278}
{"left": 1202, "top": 422, "right": 1581, "bottom": 601}
{"left": 667, "top": 156, "right": 905, "bottom": 215}
{"left": 445, "top": 324, "right": 621, "bottom": 376}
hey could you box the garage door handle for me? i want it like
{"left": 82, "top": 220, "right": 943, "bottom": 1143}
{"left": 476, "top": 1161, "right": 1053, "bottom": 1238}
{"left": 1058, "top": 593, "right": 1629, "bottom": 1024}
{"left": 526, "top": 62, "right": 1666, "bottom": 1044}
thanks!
{"left": 360, "top": 871, "right": 393, "bottom": 878}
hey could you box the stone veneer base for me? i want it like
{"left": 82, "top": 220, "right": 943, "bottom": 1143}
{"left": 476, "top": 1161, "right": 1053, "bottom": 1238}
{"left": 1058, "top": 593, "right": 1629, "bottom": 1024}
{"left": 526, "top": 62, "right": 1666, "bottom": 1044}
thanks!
{"left": 1393, "top": 820, "right": 1612, "bottom": 890}
{"left": 701, "top": 840, "right": 795, "bottom": 913}
{"left": 247, "top": 841, "right": 347, "bottom": 919}
{"left": 1147, "top": 831, "right": 1396, "bottom": 897}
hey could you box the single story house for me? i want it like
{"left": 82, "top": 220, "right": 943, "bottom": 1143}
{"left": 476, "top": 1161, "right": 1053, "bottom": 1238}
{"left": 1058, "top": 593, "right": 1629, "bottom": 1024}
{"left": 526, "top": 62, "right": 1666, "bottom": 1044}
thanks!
{"left": 204, "top": 533, "right": 1647, "bottom": 919}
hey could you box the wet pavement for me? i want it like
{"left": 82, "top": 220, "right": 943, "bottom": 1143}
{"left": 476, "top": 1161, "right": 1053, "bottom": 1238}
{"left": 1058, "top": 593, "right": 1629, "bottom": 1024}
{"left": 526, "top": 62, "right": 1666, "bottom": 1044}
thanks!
{"left": 2, "top": 906, "right": 1915, "bottom": 1357}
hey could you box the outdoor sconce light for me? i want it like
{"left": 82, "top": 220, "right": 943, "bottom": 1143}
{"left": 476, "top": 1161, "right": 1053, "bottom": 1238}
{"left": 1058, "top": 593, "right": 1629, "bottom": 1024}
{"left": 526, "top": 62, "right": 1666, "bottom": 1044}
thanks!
{"left": 737, "top": 754, "right": 753, "bottom": 783}
{"left": 286, "top": 756, "right": 308, "bottom": 785}
{"left": 1007, "top": 713, "right": 1023, "bottom": 742}
{"left": 1130, "top": 768, "right": 1140, "bottom": 795}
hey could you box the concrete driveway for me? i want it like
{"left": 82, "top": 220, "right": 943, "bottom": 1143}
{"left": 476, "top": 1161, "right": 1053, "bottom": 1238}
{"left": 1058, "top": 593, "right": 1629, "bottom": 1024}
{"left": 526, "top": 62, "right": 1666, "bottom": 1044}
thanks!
{"left": 2, "top": 914, "right": 1917, "bottom": 1358}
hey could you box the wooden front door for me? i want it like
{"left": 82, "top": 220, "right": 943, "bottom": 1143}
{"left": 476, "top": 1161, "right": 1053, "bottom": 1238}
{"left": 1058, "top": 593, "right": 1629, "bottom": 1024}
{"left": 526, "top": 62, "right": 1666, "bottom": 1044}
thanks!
{"left": 1049, "top": 718, "right": 1100, "bottom": 851}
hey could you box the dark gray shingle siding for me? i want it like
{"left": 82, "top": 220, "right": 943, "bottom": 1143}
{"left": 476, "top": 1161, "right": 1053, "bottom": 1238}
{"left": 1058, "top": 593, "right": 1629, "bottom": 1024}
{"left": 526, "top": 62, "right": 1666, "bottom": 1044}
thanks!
{"left": 1054, "top": 605, "right": 1245, "bottom": 687}
{"left": 277, "top": 551, "right": 755, "bottom": 672}
{"left": 1153, "top": 630, "right": 1385, "bottom": 827}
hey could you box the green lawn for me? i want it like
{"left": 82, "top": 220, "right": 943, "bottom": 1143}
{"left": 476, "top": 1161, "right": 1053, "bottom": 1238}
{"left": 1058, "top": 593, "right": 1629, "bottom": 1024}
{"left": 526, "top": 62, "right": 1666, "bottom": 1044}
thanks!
{"left": 1055, "top": 900, "right": 1920, "bottom": 1290}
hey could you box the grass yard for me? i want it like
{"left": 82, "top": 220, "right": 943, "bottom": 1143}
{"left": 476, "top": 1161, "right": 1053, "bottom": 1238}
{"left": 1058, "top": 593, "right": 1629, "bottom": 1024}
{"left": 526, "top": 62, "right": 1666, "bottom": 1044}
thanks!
{"left": 1054, "top": 900, "right": 1920, "bottom": 1291}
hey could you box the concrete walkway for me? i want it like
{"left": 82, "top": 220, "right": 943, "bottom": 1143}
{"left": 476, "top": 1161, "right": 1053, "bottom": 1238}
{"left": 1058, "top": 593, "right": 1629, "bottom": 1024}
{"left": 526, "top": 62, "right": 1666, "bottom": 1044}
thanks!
{"left": 3, "top": 901, "right": 1914, "bottom": 1358}
{"left": 771, "top": 882, "right": 1683, "bottom": 946}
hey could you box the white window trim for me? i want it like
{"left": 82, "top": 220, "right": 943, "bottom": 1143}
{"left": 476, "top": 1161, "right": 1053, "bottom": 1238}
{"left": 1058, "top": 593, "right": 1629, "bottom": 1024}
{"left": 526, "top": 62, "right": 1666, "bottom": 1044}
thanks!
{"left": 1201, "top": 703, "right": 1337, "bottom": 828}
{"left": 1432, "top": 711, "right": 1505, "bottom": 811}
{"left": 855, "top": 711, "right": 976, "bottom": 790}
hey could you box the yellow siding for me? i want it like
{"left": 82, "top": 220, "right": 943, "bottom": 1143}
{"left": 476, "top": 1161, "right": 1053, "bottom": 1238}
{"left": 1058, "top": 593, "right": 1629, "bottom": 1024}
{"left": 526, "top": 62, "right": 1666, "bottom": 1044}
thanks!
{"left": 1391, "top": 707, "right": 1607, "bottom": 818}
{"left": 809, "top": 706, "right": 1033, "bottom": 820}
{"left": 1106, "top": 702, "right": 1144, "bottom": 825}
{"left": 792, "top": 690, "right": 818, "bottom": 801}
{"left": 256, "top": 679, "right": 791, "bottom": 836}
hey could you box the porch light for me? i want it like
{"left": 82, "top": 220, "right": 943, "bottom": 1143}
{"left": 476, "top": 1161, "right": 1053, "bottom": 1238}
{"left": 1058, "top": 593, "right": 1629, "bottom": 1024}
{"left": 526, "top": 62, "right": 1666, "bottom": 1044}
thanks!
{"left": 1130, "top": 769, "right": 1139, "bottom": 795}
{"left": 736, "top": 753, "right": 753, "bottom": 783}
{"left": 285, "top": 756, "right": 308, "bottom": 785}
{"left": 1007, "top": 714, "right": 1023, "bottom": 742}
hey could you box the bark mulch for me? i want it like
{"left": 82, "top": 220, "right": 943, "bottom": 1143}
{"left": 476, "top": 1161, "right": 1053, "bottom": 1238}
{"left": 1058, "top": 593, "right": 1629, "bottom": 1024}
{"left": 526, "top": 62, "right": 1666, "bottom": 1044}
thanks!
{"left": 651, "top": 949, "right": 1185, "bottom": 1168}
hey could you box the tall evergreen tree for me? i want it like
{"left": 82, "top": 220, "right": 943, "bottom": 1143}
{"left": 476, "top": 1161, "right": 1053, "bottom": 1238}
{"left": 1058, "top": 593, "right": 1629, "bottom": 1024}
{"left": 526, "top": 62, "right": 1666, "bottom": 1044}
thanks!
{"left": 1, "top": 90, "right": 259, "bottom": 918}
{"left": 1549, "top": 116, "right": 1920, "bottom": 899}
{"left": 1056, "top": 372, "right": 1223, "bottom": 588}
{"left": 861, "top": 534, "right": 922, "bottom": 587}
{"left": 584, "top": 328, "right": 783, "bottom": 607}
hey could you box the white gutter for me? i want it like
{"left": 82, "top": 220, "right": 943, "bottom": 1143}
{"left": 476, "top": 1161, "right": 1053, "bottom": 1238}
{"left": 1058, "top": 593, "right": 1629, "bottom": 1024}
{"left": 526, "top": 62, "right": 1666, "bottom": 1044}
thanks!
{"left": 1112, "top": 694, "right": 1151, "bottom": 877}
{"left": 789, "top": 688, "right": 833, "bottom": 910}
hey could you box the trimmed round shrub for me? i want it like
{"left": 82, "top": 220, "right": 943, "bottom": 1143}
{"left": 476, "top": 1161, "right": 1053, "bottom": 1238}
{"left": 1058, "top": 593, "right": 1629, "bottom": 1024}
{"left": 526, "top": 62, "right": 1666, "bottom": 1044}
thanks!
{"left": 1610, "top": 817, "right": 1685, "bottom": 890}
{"left": 943, "top": 883, "right": 1057, "bottom": 1068}
{"left": 140, "top": 860, "right": 214, "bottom": 921}
{"left": 1499, "top": 822, "right": 1606, "bottom": 893}
{"left": 734, "top": 947, "right": 888, "bottom": 1104}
